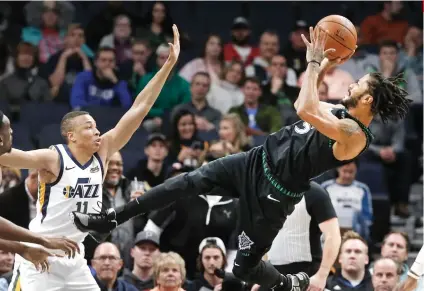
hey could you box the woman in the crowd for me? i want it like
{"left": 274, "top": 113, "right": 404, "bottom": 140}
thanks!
{"left": 149, "top": 252, "right": 189, "bottom": 291}
{"left": 206, "top": 60, "right": 245, "bottom": 114}
{"left": 168, "top": 108, "right": 208, "bottom": 168}
{"left": 179, "top": 34, "right": 224, "bottom": 85}
{"left": 217, "top": 113, "right": 252, "bottom": 153}
{"left": 136, "top": 1, "right": 173, "bottom": 52}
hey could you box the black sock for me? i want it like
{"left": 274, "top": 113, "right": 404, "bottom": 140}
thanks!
{"left": 115, "top": 174, "right": 198, "bottom": 225}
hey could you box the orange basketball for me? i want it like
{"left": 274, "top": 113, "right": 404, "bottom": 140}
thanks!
{"left": 315, "top": 15, "right": 357, "bottom": 61}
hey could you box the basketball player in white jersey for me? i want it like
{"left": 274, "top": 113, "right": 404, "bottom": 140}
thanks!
{"left": 0, "top": 111, "right": 82, "bottom": 272}
{"left": 0, "top": 24, "right": 180, "bottom": 291}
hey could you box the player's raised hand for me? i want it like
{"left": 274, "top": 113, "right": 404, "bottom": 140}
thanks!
{"left": 40, "top": 236, "right": 80, "bottom": 258}
{"left": 301, "top": 26, "right": 335, "bottom": 64}
{"left": 21, "top": 246, "right": 57, "bottom": 273}
{"left": 167, "top": 24, "right": 180, "bottom": 65}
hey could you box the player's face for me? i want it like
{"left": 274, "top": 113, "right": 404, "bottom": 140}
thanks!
{"left": 131, "top": 242, "right": 159, "bottom": 269}
{"left": 177, "top": 114, "right": 195, "bottom": 140}
{"left": 341, "top": 74, "right": 373, "bottom": 109}
{"left": 69, "top": 115, "right": 101, "bottom": 152}
{"left": 372, "top": 261, "right": 399, "bottom": 291}
{"left": 105, "top": 152, "right": 123, "bottom": 186}
{"left": 0, "top": 115, "right": 13, "bottom": 156}
{"left": 156, "top": 263, "right": 183, "bottom": 288}
{"left": 219, "top": 120, "right": 236, "bottom": 144}
{"left": 339, "top": 239, "right": 369, "bottom": 273}
{"left": 337, "top": 162, "right": 357, "bottom": 185}
{"left": 381, "top": 234, "right": 408, "bottom": 263}
{"left": 201, "top": 247, "right": 224, "bottom": 275}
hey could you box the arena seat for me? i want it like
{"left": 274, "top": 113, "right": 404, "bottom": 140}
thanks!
{"left": 12, "top": 123, "right": 35, "bottom": 151}
{"left": 36, "top": 123, "right": 63, "bottom": 149}
{"left": 82, "top": 106, "right": 127, "bottom": 134}
{"left": 356, "top": 160, "right": 388, "bottom": 196}
{"left": 121, "top": 149, "right": 146, "bottom": 176}
{"left": 19, "top": 102, "right": 71, "bottom": 134}
{"left": 122, "top": 128, "right": 149, "bottom": 151}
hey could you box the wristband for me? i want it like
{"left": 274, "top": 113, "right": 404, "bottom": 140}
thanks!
{"left": 308, "top": 60, "right": 321, "bottom": 66}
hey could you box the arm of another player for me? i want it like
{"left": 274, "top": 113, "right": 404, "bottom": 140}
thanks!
{"left": 294, "top": 27, "right": 361, "bottom": 145}
{"left": 0, "top": 148, "right": 58, "bottom": 171}
{"left": 0, "top": 217, "right": 80, "bottom": 258}
{"left": 396, "top": 245, "right": 424, "bottom": 291}
{"left": 100, "top": 25, "right": 180, "bottom": 159}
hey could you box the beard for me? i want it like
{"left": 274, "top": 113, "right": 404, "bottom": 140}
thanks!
{"left": 231, "top": 34, "right": 250, "bottom": 46}
{"left": 341, "top": 96, "right": 358, "bottom": 109}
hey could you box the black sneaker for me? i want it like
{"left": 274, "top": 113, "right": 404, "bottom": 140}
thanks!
{"left": 287, "top": 272, "right": 309, "bottom": 291}
{"left": 270, "top": 272, "right": 309, "bottom": 291}
{"left": 70, "top": 208, "right": 117, "bottom": 234}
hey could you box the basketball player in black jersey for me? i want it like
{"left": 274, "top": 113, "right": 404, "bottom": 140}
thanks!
{"left": 71, "top": 28, "right": 411, "bottom": 291}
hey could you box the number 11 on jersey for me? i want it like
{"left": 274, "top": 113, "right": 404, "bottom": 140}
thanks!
{"left": 76, "top": 201, "right": 88, "bottom": 214}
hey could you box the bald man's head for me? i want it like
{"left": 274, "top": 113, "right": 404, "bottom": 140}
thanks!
{"left": 372, "top": 258, "right": 400, "bottom": 291}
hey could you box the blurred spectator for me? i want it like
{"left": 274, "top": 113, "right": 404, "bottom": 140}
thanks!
{"left": 126, "top": 133, "right": 169, "bottom": 189}
{"left": 70, "top": 47, "right": 132, "bottom": 110}
{"left": 223, "top": 17, "right": 259, "bottom": 67}
{"left": 370, "top": 232, "right": 423, "bottom": 290}
{"left": 326, "top": 231, "right": 373, "bottom": 291}
{"left": 371, "top": 258, "right": 400, "bottom": 291}
{"left": 298, "top": 63, "right": 354, "bottom": 101}
{"left": 144, "top": 167, "right": 238, "bottom": 279}
{"left": 282, "top": 20, "right": 309, "bottom": 78}
{"left": 0, "top": 169, "right": 37, "bottom": 229}
{"left": 360, "top": 1, "right": 409, "bottom": 46}
{"left": 99, "top": 15, "right": 133, "bottom": 65}
{"left": 401, "top": 24, "right": 423, "bottom": 90}
{"left": 0, "top": 167, "right": 21, "bottom": 193}
{"left": 217, "top": 113, "right": 252, "bottom": 153}
{"left": 192, "top": 237, "right": 244, "bottom": 291}
{"left": 150, "top": 252, "right": 187, "bottom": 291}
{"left": 137, "top": 44, "right": 190, "bottom": 120}
{"left": 39, "top": 24, "right": 93, "bottom": 103}
{"left": 22, "top": 1, "right": 75, "bottom": 63}
{"left": 0, "top": 40, "right": 14, "bottom": 81}
{"left": 179, "top": 34, "right": 224, "bottom": 85}
{"left": 268, "top": 181, "right": 339, "bottom": 277}
{"left": 364, "top": 40, "right": 422, "bottom": 104}
{"left": 229, "top": 77, "right": 282, "bottom": 136}
{"left": 92, "top": 242, "right": 138, "bottom": 291}
{"left": 172, "top": 72, "right": 222, "bottom": 131}
{"left": 318, "top": 82, "right": 330, "bottom": 102}
{"left": 322, "top": 161, "right": 373, "bottom": 240}
{"left": 167, "top": 109, "right": 207, "bottom": 167}
{"left": 246, "top": 31, "right": 282, "bottom": 82}
{"left": 366, "top": 116, "right": 411, "bottom": 217}
{"left": 120, "top": 231, "right": 161, "bottom": 290}
{"left": 84, "top": 2, "right": 143, "bottom": 51}
{"left": 0, "top": 42, "right": 52, "bottom": 115}
{"left": 261, "top": 54, "right": 300, "bottom": 125}
{"left": 0, "top": 249, "right": 14, "bottom": 290}
{"left": 119, "top": 39, "right": 153, "bottom": 95}
{"left": 206, "top": 60, "right": 245, "bottom": 114}
{"left": 136, "top": 2, "right": 173, "bottom": 52}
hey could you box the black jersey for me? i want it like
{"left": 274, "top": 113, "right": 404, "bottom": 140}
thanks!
{"left": 262, "top": 108, "right": 373, "bottom": 194}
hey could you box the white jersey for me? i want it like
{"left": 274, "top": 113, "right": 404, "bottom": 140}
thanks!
{"left": 29, "top": 144, "right": 104, "bottom": 244}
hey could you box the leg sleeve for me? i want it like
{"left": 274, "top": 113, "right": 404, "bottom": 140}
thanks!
{"left": 115, "top": 152, "right": 247, "bottom": 225}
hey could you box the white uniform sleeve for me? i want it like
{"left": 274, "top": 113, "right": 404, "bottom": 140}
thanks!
{"left": 410, "top": 245, "right": 424, "bottom": 277}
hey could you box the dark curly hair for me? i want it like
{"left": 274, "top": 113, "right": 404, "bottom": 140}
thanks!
{"left": 367, "top": 72, "right": 411, "bottom": 123}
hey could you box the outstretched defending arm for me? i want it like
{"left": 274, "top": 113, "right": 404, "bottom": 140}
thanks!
{"left": 100, "top": 25, "right": 180, "bottom": 159}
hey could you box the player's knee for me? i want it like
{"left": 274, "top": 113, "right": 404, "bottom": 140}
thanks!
{"left": 163, "top": 173, "right": 189, "bottom": 191}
